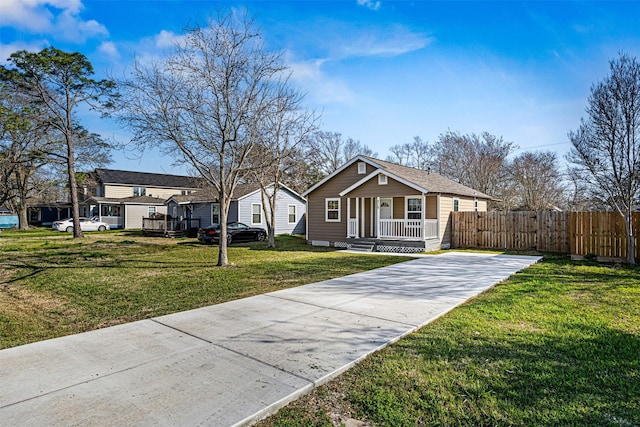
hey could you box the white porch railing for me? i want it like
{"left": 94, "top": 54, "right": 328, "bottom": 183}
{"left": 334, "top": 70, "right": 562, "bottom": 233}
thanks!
{"left": 378, "top": 219, "right": 439, "bottom": 240}
{"left": 348, "top": 218, "right": 358, "bottom": 237}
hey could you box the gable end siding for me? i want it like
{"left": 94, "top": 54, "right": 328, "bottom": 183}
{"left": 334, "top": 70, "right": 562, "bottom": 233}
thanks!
{"left": 307, "top": 162, "right": 376, "bottom": 242}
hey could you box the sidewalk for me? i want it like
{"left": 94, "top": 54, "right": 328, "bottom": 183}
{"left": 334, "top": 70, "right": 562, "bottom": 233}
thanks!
{"left": 0, "top": 252, "right": 541, "bottom": 426}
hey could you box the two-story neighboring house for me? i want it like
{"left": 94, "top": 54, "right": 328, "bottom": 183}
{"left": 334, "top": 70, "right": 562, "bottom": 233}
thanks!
{"left": 83, "top": 169, "right": 204, "bottom": 229}
{"left": 29, "top": 169, "right": 204, "bottom": 229}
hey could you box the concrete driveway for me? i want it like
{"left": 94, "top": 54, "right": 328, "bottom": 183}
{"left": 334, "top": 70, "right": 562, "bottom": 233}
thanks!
{"left": 0, "top": 252, "right": 540, "bottom": 426}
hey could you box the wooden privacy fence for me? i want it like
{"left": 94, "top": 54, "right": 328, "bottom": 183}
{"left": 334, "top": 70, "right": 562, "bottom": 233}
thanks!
{"left": 451, "top": 211, "right": 640, "bottom": 261}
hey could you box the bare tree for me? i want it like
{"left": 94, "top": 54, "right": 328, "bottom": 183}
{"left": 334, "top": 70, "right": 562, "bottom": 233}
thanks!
{"left": 0, "top": 48, "right": 117, "bottom": 237}
{"left": 386, "top": 136, "right": 432, "bottom": 169}
{"left": 249, "top": 86, "right": 318, "bottom": 248}
{"left": 119, "top": 12, "right": 287, "bottom": 266}
{"left": 433, "top": 131, "right": 516, "bottom": 209}
{"left": 305, "top": 131, "right": 377, "bottom": 178}
{"left": 510, "top": 151, "right": 564, "bottom": 211}
{"left": 567, "top": 52, "right": 640, "bottom": 264}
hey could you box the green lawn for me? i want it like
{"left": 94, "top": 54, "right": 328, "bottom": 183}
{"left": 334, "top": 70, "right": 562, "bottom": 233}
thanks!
{"left": 260, "top": 256, "right": 640, "bottom": 427}
{"left": 0, "top": 230, "right": 405, "bottom": 349}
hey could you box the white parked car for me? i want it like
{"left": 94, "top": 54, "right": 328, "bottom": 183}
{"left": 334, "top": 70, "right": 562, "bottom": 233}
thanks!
{"left": 52, "top": 217, "right": 110, "bottom": 232}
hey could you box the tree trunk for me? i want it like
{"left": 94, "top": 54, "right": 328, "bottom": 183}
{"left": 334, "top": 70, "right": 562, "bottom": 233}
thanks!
{"left": 18, "top": 203, "right": 28, "bottom": 230}
{"left": 217, "top": 157, "right": 228, "bottom": 266}
{"left": 261, "top": 187, "right": 276, "bottom": 249}
{"left": 66, "top": 129, "right": 83, "bottom": 238}
{"left": 625, "top": 210, "right": 635, "bottom": 265}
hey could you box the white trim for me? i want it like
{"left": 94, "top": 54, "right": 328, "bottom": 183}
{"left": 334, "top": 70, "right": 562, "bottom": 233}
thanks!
{"left": 251, "top": 203, "right": 262, "bottom": 225}
{"left": 453, "top": 197, "right": 460, "bottom": 212}
{"left": 303, "top": 155, "right": 383, "bottom": 197}
{"left": 325, "top": 197, "right": 341, "bottom": 222}
{"left": 378, "top": 174, "right": 388, "bottom": 185}
{"left": 287, "top": 204, "right": 297, "bottom": 224}
{"left": 361, "top": 197, "right": 365, "bottom": 238}
{"left": 357, "top": 162, "right": 366, "bottom": 174}
{"left": 211, "top": 203, "right": 220, "bottom": 225}
{"left": 405, "top": 195, "right": 423, "bottom": 220}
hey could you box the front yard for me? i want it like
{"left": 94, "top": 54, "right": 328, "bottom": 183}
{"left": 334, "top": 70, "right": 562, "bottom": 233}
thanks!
{"left": 0, "top": 230, "right": 404, "bottom": 349}
{"left": 2, "top": 230, "right": 639, "bottom": 426}
{"left": 261, "top": 255, "right": 640, "bottom": 426}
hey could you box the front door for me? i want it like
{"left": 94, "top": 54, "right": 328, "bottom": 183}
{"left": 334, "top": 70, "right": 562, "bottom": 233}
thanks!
{"left": 380, "top": 198, "right": 392, "bottom": 220}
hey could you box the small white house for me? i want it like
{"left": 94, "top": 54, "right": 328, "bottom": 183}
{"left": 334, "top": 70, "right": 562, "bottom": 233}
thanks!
{"left": 165, "top": 183, "right": 306, "bottom": 235}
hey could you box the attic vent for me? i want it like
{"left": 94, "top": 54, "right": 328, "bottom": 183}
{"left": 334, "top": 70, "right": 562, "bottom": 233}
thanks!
{"left": 378, "top": 174, "right": 388, "bottom": 185}
{"left": 357, "top": 162, "right": 366, "bottom": 174}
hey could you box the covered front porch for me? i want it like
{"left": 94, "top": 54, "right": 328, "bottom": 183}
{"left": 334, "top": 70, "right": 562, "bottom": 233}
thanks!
{"left": 343, "top": 195, "right": 440, "bottom": 241}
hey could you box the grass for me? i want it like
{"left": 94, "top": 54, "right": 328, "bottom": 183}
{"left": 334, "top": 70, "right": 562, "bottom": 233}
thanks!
{"left": 260, "top": 255, "right": 640, "bottom": 427}
{"left": 0, "top": 230, "right": 406, "bottom": 349}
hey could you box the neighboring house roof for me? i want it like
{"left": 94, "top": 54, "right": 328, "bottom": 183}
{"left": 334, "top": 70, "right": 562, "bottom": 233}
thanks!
{"left": 93, "top": 169, "right": 204, "bottom": 189}
{"left": 303, "top": 155, "right": 494, "bottom": 200}
{"left": 86, "top": 196, "right": 168, "bottom": 205}
{"left": 166, "top": 183, "right": 305, "bottom": 205}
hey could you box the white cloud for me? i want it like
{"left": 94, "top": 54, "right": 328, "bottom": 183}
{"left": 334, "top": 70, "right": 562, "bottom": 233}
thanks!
{"left": 0, "top": 40, "right": 49, "bottom": 64}
{"left": 155, "top": 30, "right": 187, "bottom": 49}
{"left": 357, "top": 0, "right": 381, "bottom": 11}
{"left": 99, "top": 41, "right": 119, "bottom": 59}
{"left": 337, "top": 26, "right": 433, "bottom": 58}
{"left": 0, "top": 0, "right": 107, "bottom": 43}
{"left": 287, "top": 56, "right": 355, "bottom": 105}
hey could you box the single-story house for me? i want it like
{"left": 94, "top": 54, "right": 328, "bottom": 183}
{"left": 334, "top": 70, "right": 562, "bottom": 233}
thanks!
{"left": 302, "top": 155, "right": 494, "bottom": 252}
{"left": 165, "top": 183, "right": 306, "bottom": 235}
{"left": 27, "top": 202, "right": 73, "bottom": 226}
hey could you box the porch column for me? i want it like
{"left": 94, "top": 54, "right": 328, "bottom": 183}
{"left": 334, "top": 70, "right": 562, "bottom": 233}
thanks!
{"left": 375, "top": 197, "right": 380, "bottom": 238}
{"left": 370, "top": 197, "right": 374, "bottom": 236}
{"left": 355, "top": 197, "right": 359, "bottom": 238}
{"left": 422, "top": 193, "right": 426, "bottom": 241}
{"left": 360, "top": 197, "right": 365, "bottom": 238}
{"left": 346, "top": 197, "right": 351, "bottom": 238}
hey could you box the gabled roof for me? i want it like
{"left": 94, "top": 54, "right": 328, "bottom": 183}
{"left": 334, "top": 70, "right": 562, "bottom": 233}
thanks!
{"left": 166, "top": 183, "right": 306, "bottom": 205}
{"left": 303, "top": 155, "right": 494, "bottom": 200}
{"left": 94, "top": 169, "right": 204, "bottom": 189}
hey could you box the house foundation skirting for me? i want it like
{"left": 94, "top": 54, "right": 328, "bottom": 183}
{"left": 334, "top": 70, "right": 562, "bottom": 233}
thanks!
{"left": 309, "top": 238, "right": 441, "bottom": 253}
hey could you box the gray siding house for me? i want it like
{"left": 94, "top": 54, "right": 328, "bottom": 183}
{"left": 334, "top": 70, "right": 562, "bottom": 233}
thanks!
{"left": 166, "top": 183, "right": 306, "bottom": 235}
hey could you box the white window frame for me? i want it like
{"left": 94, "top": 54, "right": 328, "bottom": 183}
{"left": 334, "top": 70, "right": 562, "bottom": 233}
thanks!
{"left": 133, "top": 186, "right": 146, "bottom": 197}
{"left": 378, "top": 174, "right": 388, "bottom": 185}
{"left": 325, "top": 198, "right": 341, "bottom": 222}
{"left": 453, "top": 198, "right": 460, "bottom": 212}
{"left": 148, "top": 206, "right": 156, "bottom": 216}
{"left": 405, "top": 196, "right": 422, "bottom": 220}
{"left": 251, "top": 203, "right": 262, "bottom": 225}
{"left": 357, "top": 162, "right": 366, "bottom": 174}
{"left": 288, "top": 205, "right": 297, "bottom": 224}
{"left": 211, "top": 203, "right": 220, "bottom": 224}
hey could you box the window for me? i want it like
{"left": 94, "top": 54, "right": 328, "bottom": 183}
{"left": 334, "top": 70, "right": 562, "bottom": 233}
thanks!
{"left": 406, "top": 197, "right": 422, "bottom": 220}
{"left": 251, "top": 203, "right": 262, "bottom": 225}
{"left": 148, "top": 206, "right": 156, "bottom": 215}
{"left": 101, "top": 205, "right": 121, "bottom": 217}
{"left": 378, "top": 174, "right": 388, "bottom": 185}
{"left": 357, "top": 162, "right": 366, "bottom": 174}
{"left": 288, "top": 205, "right": 296, "bottom": 224}
{"left": 181, "top": 190, "right": 192, "bottom": 195}
{"left": 474, "top": 200, "right": 478, "bottom": 212}
{"left": 325, "top": 198, "right": 340, "bottom": 222}
{"left": 133, "top": 187, "right": 146, "bottom": 197}
{"left": 453, "top": 198, "right": 460, "bottom": 212}
{"left": 211, "top": 203, "right": 220, "bottom": 224}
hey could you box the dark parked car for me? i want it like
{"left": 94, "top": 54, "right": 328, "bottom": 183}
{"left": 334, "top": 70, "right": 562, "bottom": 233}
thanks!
{"left": 197, "top": 222, "right": 267, "bottom": 244}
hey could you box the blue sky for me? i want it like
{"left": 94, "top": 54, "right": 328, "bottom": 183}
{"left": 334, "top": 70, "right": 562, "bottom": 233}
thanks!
{"left": 2, "top": 0, "right": 639, "bottom": 175}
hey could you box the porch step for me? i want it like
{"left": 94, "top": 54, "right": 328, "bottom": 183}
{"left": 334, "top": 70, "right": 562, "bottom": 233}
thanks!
{"left": 349, "top": 242, "right": 375, "bottom": 252}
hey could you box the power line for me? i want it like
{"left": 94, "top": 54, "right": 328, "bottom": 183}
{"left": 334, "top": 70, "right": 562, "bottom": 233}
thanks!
{"left": 514, "top": 141, "right": 571, "bottom": 151}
